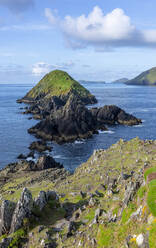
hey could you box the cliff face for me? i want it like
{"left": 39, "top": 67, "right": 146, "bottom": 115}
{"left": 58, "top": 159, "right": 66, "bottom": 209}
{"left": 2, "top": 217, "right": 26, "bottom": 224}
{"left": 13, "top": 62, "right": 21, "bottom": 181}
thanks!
{"left": 0, "top": 138, "right": 156, "bottom": 247}
{"left": 126, "top": 67, "right": 156, "bottom": 86}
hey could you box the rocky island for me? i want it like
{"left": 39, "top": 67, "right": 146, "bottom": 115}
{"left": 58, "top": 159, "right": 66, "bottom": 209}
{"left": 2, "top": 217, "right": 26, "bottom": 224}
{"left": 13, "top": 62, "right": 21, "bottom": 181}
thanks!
{"left": 0, "top": 138, "right": 155, "bottom": 247}
{"left": 17, "top": 70, "right": 141, "bottom": 144}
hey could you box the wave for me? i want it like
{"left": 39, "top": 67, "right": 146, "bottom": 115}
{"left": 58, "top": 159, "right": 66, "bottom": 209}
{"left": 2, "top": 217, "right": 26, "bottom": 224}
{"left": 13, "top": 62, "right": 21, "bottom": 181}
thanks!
{"left": 133, "top": 124, "right": 144, "bottom": 128}
{"left": 99, "top": 130, "right": 115, "bottom": 134}
{"left": 74, "top": 140, "right": 85, "bottom": 144}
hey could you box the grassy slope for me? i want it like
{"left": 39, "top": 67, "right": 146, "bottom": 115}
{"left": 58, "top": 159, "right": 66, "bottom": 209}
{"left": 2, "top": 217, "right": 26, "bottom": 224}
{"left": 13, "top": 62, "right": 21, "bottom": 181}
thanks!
{"left": 1, "top": 138, "right": 156, "bottom": 247}
{"left": 126, "top": 67, "right": 156, "bottom": 85}
{"left": 26, "top": 70, "right": 93, "bottom": 99}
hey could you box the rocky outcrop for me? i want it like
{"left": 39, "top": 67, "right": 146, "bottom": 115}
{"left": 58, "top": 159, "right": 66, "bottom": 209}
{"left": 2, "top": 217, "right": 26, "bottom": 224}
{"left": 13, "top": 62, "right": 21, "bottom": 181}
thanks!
{"left": 91, "top": 105, "right": 141, "bottom": 126}
{"left": 10, "top": 188, "right": 33, "bottom": 233}
{"left": 0, "top": 188, "right": 59, "bottom": 236}
{"left": 28, "top": 97, "right": 141, "bottom": 143}
{"left": 35, "top": 155, "right": 63, "bottom": 170}
{"left": 34, "top": 190, "right": 58, "bottom": 211}
{"left": 28, "top": 96, "right": 100, "bottom": 143}
{"left": 29, "top": 140, "right": 52, "bottom": 152}
{"left": 0, "top": 200, "right": 16, "bottom": 235}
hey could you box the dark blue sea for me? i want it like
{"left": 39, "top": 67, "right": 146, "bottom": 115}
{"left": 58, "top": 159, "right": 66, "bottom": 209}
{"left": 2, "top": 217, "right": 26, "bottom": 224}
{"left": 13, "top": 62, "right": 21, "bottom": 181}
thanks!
{"left": 0, "top": 83, "right": 156, "bottom": 172}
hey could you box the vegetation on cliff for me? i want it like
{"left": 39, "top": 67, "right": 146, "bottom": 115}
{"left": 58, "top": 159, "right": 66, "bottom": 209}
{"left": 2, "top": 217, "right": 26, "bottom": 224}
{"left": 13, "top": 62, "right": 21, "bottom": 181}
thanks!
{"left": 22, "top": 70, "right": 97, "bottom": 104}
{"left": 0, "top": 138, "right": 156, "bottom": 247}
{"left": 126, "top": 67, "right": 156, "bottom": 86}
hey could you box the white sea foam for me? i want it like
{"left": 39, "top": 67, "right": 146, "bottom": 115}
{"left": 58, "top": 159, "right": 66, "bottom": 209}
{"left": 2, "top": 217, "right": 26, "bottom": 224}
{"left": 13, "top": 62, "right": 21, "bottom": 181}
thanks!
{"left": 134, "top": 124, "right": 144, "bottom": 128}
{"left": 53, "top": 155, "right": 66, "bottom": 159}
{"left": 98, "top": 130, "right": 115, "bottom": 134}
{"left": 74, "top": 140, "right": 85, "bottom": 144}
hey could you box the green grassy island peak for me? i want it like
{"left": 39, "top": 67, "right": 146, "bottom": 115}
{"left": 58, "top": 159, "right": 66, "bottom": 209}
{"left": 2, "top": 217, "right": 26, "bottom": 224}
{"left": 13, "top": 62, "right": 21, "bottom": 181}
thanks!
{"left": 23, "top": 69, "right": 97, "bottom": 104}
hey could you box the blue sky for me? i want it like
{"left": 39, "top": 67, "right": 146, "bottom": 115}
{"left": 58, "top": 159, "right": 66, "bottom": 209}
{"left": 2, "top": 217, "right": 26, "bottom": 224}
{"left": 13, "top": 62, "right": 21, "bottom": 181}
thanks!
{"left": 0, "top": 0, "right": 156, "bottom": 83}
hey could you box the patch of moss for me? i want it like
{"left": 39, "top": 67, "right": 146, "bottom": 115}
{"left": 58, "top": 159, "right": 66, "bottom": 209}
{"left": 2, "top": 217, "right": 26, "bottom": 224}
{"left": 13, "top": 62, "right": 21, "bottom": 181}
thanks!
{"left": 9, "top": 228, "right": 27, "bottom": 248}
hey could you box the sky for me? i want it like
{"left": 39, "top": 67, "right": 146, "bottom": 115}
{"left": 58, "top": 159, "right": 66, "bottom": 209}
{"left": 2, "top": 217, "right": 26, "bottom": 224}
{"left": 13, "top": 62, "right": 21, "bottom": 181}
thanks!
{"left": 0, "top": 0, "right": 156, "bottom": 83}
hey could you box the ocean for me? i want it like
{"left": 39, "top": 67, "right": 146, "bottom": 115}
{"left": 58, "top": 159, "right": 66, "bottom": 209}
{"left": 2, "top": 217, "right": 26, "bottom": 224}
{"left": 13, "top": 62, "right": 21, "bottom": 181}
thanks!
{"left": 0, "top": 82, "right": 156, "bottom": 172}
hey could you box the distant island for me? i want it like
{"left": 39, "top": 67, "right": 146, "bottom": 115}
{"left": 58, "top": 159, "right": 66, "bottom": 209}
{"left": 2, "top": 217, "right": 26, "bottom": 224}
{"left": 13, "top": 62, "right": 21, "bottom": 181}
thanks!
{"left": 79, "top": 80, "right": 106, "bottom": 84}
{"left": 112, "top": 78, "right": 129, "bottom": 84}
{"left": 125, "top": 67, "right": 156, "bottom": 85}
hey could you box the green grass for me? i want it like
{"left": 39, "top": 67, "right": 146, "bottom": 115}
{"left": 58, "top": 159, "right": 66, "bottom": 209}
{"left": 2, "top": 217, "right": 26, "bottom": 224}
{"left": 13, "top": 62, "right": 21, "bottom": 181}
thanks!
{"left": 121, "top": 202, "right": 137, "bottom": 224}
{"left": 144, "top": 166, "right": 156, "bottom": 180}
{"left": 126, "top": 67, "right": 156, "bottom": 85}
{"left": 147, "top": 179, "right": 156, "bottom": 217}
{"left": 9, "top": 228, "right": 27, "bottom": 248}
{"left": 149, "top": 222, "right": 156, "bottom": 248}
{"left": 137, "top": 186, "right": 147, "bottom": 199}
{"left": 26, "top": 70, "right": 93, "bottom": 99}
{"left": 97, "top": 225, "right": 112, "bottom": 247}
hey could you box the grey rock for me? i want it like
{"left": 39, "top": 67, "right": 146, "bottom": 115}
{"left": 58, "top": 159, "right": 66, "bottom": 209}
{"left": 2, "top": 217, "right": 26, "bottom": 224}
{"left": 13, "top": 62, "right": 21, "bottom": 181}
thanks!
{"left": 0, "top": 238, "right": 13, "bottom": 248}
{"left": 10, "top": 188, "right": 33, "bottom": 233}
{"left": 46, "top": 191, "right": 58, "bottom": 201}
{"left": 35, "top": 191, "right": 47, "bottom": 211}
{"left": 0, "top": 200, "right": 16, "bottom": 235}
{"left": 67, "top": 221, "right": 76, "bottom": 237}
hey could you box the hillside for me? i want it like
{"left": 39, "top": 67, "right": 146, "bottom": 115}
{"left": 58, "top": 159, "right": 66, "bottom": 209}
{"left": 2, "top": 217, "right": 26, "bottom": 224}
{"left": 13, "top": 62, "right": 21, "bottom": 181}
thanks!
{"left": 126, "top": 67, "right": 156, "bottom": 86}
{"left": 112, "top": 78, "right": 129, "bottom": 84}
{"left": 20, "top": 70, "right": 97, "bottom": 104}
{"left": 0, "top": 138, "right": 155, "bottom": 247}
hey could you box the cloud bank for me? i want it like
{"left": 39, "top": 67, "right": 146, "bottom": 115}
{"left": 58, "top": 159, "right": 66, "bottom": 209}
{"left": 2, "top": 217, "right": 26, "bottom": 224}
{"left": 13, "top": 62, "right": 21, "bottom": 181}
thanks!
{"left": 32, "top": 61, "right": 75, "bottom": 76}
{"left": 0, "top": 0, "right": 34, "bottom": 13}
{"left": 45, "top": 6, "right": 156, "bottom": 49}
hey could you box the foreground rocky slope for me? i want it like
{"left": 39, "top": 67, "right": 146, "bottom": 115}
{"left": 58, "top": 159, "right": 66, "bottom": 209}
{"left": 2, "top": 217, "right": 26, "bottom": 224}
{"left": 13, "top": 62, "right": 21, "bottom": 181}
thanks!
{"left": 0, "top": 138, "right": 156, "bottom": 247}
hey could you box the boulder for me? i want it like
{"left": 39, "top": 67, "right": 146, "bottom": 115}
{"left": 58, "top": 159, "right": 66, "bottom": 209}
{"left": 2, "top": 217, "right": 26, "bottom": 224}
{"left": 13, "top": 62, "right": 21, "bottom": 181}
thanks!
{"left": 10, "top": 188, "right": 33, "bottom": 233}
{"left": 29, "top": 140, "right": 52, "bottom": 152}
{"left": 24, "top": 155, "right": 63, "bottom": 171}
{"left": 34, "top": 191, "right": 47, "bottom": 211}
{"left": 35, "top": 155, "right": 63, "bottom": 170}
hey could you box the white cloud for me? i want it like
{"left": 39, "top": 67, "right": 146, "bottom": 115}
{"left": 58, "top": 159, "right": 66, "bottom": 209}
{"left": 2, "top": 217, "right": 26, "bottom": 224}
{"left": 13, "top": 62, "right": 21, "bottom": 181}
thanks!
{"left": 45, "top": 8, "right": 58, "bottom": 25}
{"left": 45, "top": 6, "right": 156, "bottom": 49}
{"left": 32, "top": 61, "right": 75, "bottom": 76}
{"left": 32, "top": 62, "right": 52, "bottom": 76}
